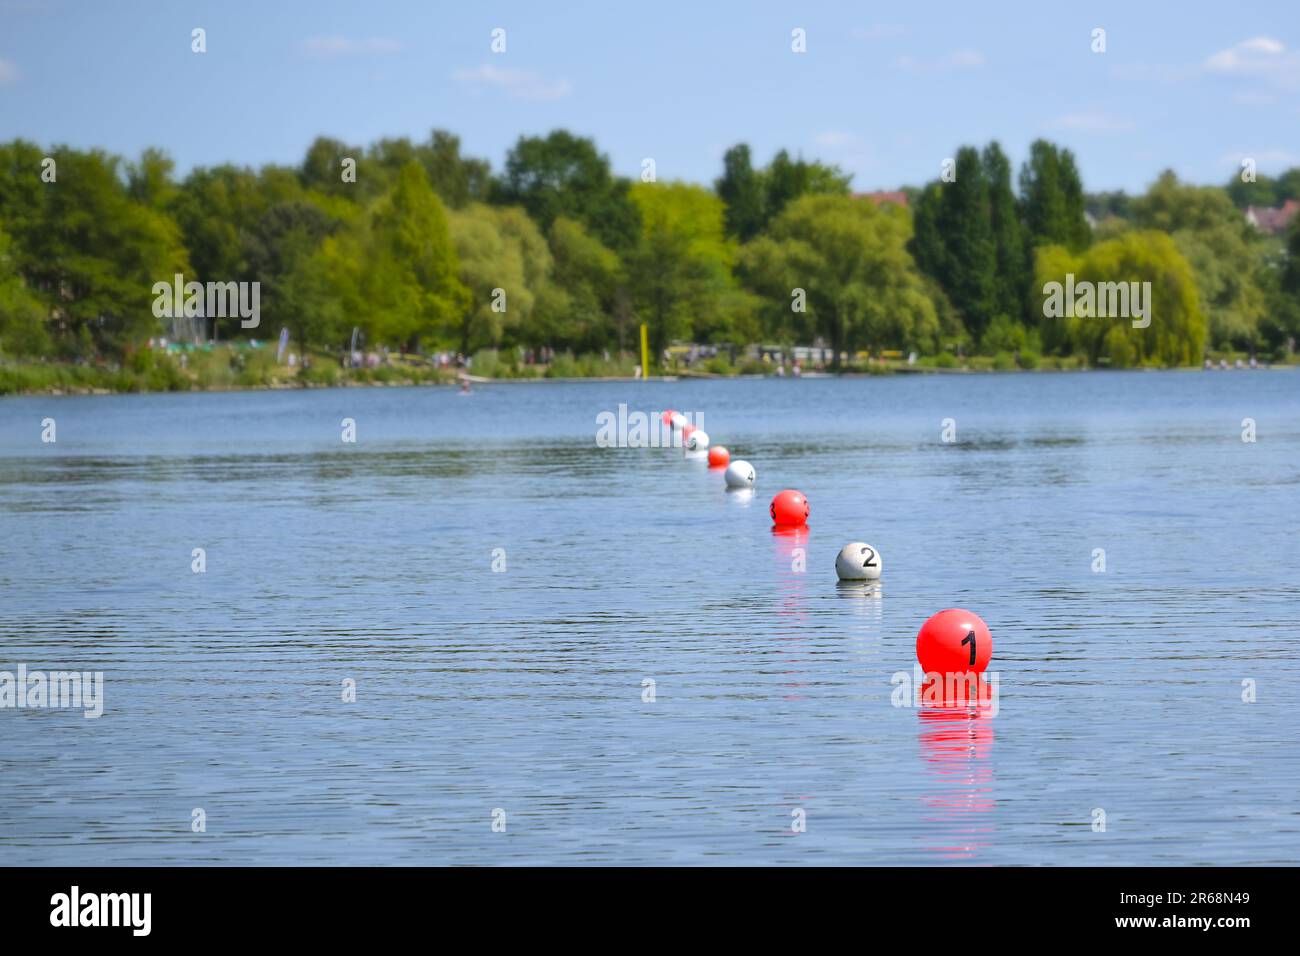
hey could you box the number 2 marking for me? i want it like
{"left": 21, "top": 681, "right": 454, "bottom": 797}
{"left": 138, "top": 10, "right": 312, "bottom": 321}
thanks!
{"left": 961, "top": 629, "right": 976, "bottom": 666}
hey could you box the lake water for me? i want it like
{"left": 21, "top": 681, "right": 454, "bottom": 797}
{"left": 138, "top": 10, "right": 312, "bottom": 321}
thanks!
{"left": 1, "top": 370, "right": 1298, "bottom": 865}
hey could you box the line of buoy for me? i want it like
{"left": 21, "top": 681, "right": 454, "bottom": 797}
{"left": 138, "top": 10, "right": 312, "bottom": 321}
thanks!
{"left": 658, "top": 404, "right": 993, "bottom": 707}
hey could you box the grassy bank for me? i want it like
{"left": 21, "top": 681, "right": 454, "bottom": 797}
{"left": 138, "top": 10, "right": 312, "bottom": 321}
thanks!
{"left": 0, "top": 345, "right": 642, "bottom": 396}
{"left": 3, "top": 345, "right": 1293, "bottom": 396}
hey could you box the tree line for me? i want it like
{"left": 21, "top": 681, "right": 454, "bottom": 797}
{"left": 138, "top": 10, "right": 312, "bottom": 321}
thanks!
{"left": 1, "top": 129, "right": 1298, "bottom": 371}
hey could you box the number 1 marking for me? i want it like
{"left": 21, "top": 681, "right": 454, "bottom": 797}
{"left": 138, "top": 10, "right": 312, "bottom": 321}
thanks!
{"left": 961, "top": 629, "right": 976, "bottom": 666}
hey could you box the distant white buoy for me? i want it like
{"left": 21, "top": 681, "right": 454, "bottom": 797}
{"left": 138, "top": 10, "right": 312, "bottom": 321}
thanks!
{"left": 724, "top": 459, "right": 756, "bottom": 489}
{"left": 835, "top": 542, "right": 882, "bottom": 581}
{"left": 669, "top": 412, "right": 689, "bottom": 431}
{"left": 685, "top": 429, "right": 710, "bottom": 452}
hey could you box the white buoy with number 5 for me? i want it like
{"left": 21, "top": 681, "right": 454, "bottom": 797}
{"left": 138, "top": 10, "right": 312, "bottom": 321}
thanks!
{"left": 685, "top": 429, "right": 710, "bottom": 452}
{"left": 836, "top": 542, "right": 882, "bottom": 580}
{"left": 724, "top": 459, "right": 756, "bottom": 489}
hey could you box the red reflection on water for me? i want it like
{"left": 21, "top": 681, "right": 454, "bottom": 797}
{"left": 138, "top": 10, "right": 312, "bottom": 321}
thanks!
{"left": 771, "top": 525, "right": 810, "bottom": 700}
{"left": 917, "top": 706, "right": 995, "bottom": 861}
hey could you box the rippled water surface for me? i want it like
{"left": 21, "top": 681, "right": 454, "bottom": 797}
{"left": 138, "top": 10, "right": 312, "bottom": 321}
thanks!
{"left": 2, "top": 371, "right": 1298, "bottom": 865}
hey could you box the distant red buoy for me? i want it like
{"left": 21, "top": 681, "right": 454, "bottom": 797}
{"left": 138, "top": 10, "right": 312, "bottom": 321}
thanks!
{"left": 708, "top": 446, "right": 730, "bottom": 468}
{"left": 681, "top": 424, "right": 697, "bottom": 442}
{"left": 770, "top": 489, "right": 809, "bottom": 528}
{"left": 916, "top": 608, "right": 992, "bottom": 677}
{"left": 661, "top": 409, "right": 677, "bottom": 426}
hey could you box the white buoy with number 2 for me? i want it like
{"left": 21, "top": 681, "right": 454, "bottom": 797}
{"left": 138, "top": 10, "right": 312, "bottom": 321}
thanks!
{"left": 836, "top": 542, "right": 882, "bottom": 580}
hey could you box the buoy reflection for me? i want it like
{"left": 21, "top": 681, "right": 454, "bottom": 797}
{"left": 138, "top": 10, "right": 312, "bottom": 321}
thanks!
{"left": 917, "top": 706, "right": 995, "bottom": 861}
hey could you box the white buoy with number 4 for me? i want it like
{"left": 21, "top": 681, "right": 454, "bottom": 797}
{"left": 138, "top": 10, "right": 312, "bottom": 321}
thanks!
{"left": 724, "top": 459, "right": 756, "bottom": 489}
{"left": 835, "top": 542, "right": 882, "bottom": 580}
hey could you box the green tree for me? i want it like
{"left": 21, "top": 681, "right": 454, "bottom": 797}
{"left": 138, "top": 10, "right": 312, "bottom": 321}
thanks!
{"left": 908, "top": 182, "right": 947, "bottom": 286}
{"left": 541, "top": 216, "right": 621, "bottom": 352}
{"left": 448, "top": 203, "right": 552, "bottom": 354}
{"left": 1019, "top": 140, "right": 1090, "bottom": 251}
{"left": 910, "top": 143, "right": 1027, "bottom": 342}
{"left": 0, "top": 224, "right": 49, "bottom": 357}
{"left": 983, "top": 142, "right": 1030, "bottom": 327}
{"left": 1264, "top": 217, "right": 1300, "bottom": 354}
{"left": 422, "top": 130, "right": 491, "bottom": 209}
{"left": 938, "top": 147, "right": 997, "bottom": 338}
{"left": 362, "top": 131, "right": 491, "bottom": 209}
{"left": 300, "top": 137, "right": 361, "bottom": 199}
{"left": 126, "top": 148, "right": 179, "bottom": 210}
{"left": 366, "top": 164, "right": 468, "bottom": 351}
{"left": 1035, "top": 231, "right": 1204, "bottom": 366}
{"left": 172, "top": 164, "right": 267, "bottom": 284}
{"left": 1131, "top": 171, "right": 1265, "bottom": 349}
{"left": 625, "top": 182, "right": 735, "bottom": 359}
{"left": 715, "top": 144, "right": 767, "bottom": 241}
{"left": 763, "top": 149, "right": 852, "bottom": 225}
{"left": 243, "top": 198, "right": 340, "bottom": 344}
{"left": 738, "top": 194, "right": 939, "bottom": 364}
{"left": 8, "top": 147, "right": 189, "bottom": 355}
{"left": 1224, "top": 167, "right": 1300, "bottom": 210}
{"left": 494, "top": 130, "right": 640, "bottom": 250}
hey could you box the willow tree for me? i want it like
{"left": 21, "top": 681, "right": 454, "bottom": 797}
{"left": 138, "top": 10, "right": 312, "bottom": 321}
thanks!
{"left": 1035, "top": 231, "right": 1204, "bottom": 367}
{"left": 449, "top": 203, "right": 552, "bottom": 355}
{"left": 738, "top": 194, "right": 939, "bottom": 363}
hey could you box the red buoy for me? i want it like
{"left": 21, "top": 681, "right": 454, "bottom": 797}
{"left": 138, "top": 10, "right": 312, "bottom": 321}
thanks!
{"left": 708, "top": 446, "right": 730, "bottom": 468}
{"left": 916, "top": 608, "right": 992, "bottom": 677}
{"left": 681, "top": 424, "right": 697, "bottom": 442}
{"left": 769, "top": 489, "right": 809, "bottom": 528}
{"left": 661, "top": 409, "right": 677, "bottom": 426}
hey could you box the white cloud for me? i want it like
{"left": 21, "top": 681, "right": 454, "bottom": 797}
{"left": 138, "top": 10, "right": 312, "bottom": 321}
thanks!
{"left": 1049, "top": 112, "right": 1135, "bottom": 133}
{"left": 0, "top": 58, "right": 19, "bottom": 85}
{"left": 893, "top": 49, "right": 984, "bottom": 72}
{"left": 451, "top": 64, "right": 572, "bottom": 101}
{"left": 303, "top": 36, "right": 402, "bottom": 58}
{"left": 1205, "top": 36, "right": 1300, "bottom": 87}
{"left": 1206, "top": 36, "right": 1284, "bottom": 71}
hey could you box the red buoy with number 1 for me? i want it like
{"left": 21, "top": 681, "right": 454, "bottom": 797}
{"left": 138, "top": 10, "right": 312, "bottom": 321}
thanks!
{"left": 916, "top": 608, "right": 992, "bottom": 675}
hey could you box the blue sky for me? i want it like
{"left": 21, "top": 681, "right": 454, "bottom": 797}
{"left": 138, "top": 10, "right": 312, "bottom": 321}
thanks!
{"left": 2, "top": 0, "right": 1298, "bottom": 194}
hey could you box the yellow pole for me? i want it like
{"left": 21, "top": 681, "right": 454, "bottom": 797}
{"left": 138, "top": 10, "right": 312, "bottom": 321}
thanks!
{"left": 640, "top": 323, "right": 649, "bottom": 380}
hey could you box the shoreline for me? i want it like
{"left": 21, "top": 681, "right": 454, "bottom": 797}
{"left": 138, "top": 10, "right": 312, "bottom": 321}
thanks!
{"left": 3, "top": 362, "right": 1292, "bottom": 398}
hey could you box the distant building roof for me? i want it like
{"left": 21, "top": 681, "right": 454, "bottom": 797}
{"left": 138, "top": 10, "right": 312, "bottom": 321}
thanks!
{"left": 1246, "top": 199, "right": 1299, "bottom": 235}
{"left": 854, "top": 190, "right": 909, "bottom": 208}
